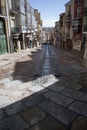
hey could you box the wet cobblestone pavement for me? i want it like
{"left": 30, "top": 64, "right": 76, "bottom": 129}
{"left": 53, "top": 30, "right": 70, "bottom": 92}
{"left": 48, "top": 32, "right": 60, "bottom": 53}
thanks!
{"left": 0, "top": 45, "right": 87, "bottom": 130}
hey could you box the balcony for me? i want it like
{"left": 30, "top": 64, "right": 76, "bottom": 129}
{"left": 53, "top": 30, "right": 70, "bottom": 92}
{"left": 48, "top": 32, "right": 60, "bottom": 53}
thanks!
{"left": 72, "top": 19, "right": 82, "bottom": 33}
{"left": 73, "top": 26, "right": 81, "bottom": 33}
{"left": 84, "top": 7, "right": 87, "bottom": 16}
{"left": 9, "top": 6, "right": 17, "bottom": 14}
{"left": 65, "top": 15, "right": 71, "bottom": 23}
{"left": 11, "top": 27, "right": 21, "bottom": 35}
{"left": 0, "top": 6, "right": 6, "bottom": 16}
{"left": 72, "top": 19, "right": 82, "bottom": 27}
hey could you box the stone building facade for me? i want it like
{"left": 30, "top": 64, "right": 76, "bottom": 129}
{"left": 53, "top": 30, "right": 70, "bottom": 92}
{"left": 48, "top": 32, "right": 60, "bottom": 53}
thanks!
{"left": 0, "top": 0, "right": 42, "bottom": 55}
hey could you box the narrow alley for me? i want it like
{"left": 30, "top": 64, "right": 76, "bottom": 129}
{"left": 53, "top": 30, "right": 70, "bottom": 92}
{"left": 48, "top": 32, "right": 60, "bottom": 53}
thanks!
{"left": 0, "top": 45, "right": 87, "bottom": 130}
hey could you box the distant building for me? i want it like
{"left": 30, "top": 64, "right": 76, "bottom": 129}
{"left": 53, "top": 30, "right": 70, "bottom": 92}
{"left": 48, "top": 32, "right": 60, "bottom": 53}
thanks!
{"left": 42, "top": 27, "right": 54, "bottom": 44}
{"left": 59, "top": 13, "right": 65, "bottom": 48}
{"left": 54, "top": 21, "right": 61, "bottom": 47}
{"left": 72, "top": 0, "right": 84, "bottom": 51}
{"left": 41, "top": 30, "right": 46, "bottom": 43}
{"left": 55, "top": 21, "right": 60, "bottom": 32}
{"left": 34, "top": 9, "right": 42, "bottom": 45}
{"left": 54, "top": 13, "right": 65, "bottom": 48}
{"left": 65, "top": 0, "right": 74, "bottom": 49}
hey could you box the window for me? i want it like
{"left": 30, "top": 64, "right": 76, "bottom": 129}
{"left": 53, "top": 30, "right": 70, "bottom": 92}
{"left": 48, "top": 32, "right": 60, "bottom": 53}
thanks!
{"left": 85, "top": 18, "right": 87, "bottom": 24}
{"left": 0, "top": 20, "right": 5, "bottom": 35}
{"left": 77, "top": 7, "right": 81, "bottom": 17}
{"left": 75, "top": 0, "right": 82, "bottom": 4}
{"left": 78, "top": 0, "right": 82, "bottom": 4}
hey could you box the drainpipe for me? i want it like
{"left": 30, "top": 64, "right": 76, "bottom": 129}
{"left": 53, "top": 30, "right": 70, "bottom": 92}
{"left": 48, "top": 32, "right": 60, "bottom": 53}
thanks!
{"left": 5, "top": 0, "right": 11, "bottom": 53}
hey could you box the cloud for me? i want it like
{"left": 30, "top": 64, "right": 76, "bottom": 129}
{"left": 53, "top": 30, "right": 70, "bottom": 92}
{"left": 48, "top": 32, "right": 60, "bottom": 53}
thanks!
{"left": 43, "top": 19, "right": 56, "bottom": 27}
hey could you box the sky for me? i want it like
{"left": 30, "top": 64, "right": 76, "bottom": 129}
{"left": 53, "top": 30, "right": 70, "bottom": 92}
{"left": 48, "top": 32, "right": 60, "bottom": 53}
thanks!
{"left": 29, "top": 0, "right": 69, "bottom": 27}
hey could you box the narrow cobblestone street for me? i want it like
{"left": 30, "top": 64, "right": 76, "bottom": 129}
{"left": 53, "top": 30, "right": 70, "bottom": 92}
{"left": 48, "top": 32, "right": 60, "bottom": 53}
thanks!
{"left": 0, "top": 45, "right": 87, "bottom": 130}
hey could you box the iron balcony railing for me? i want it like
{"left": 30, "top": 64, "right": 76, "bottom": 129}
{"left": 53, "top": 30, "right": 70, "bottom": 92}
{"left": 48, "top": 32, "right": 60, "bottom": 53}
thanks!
{"left": 0, "top": 6, "right": 6, "bottom": 16}
{"left": 73, "top": 26, "right": 80, "bottom": 33}
{"left": 72, "top": 19, "right": 82, "bottom": 33}
{"left": 9, "top": 6, "right": 17, "bottom": 13}
{"left": 72, "top": 19, "right": 82, "bottom": 27}
{"left": 11, "top": 27, "right": 21, "bottom": 34}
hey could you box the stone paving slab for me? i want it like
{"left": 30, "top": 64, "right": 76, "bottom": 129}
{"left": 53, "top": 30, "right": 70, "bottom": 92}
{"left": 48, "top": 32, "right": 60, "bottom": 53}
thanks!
{"left": 50, "top": 94, "right": 74, "bottom": 107}
{"left": 0, "top": 110, "right": 6, "bottom": 121}
{"left": 0, "top": 88, "right": 26, "bottom": 99}
{"left": 33, "top": 76, "right": 49, "bottom": 85}
{"left": 37, "top": 88, "right": 49, "bottom": 95}
{"left": 20, "top": 106, "right": 46, "bottom": 125}
{"left": 0, "top": 115, "right": 29, "bottom": 130}
{"left": 42, "top": 74, "right": 58, "bottom": 88}
{"left": 10, "top": 81, "right": 32, "bottom": 90}
{"left": 4, "top": 102, "right": 27, "bottom": 116}
{"left": 0, "top": 61, "right": 10, "bottom": 68}
{"left": 39, "top": 100, "right": 78, "bottom": 125}
{"left": 27, "top": 116, "right": 67, "bottom": 130}
{"left": 4, "top": 80, "right": 23, "bottom": 88}
{"left": 9, "top": 90, "right": 31, "bottom": 101}
{"left": 32, "top": 74, "right": 58, "bottom": 87}
{"left": 0, "top": 96, "right": 12, "bottom": 108}
{"left": 0, "top": 88, "right": 14, "bottom": 95}
{"left": 71, "top": 116, "right": 87, "bottom": 130}
{"left": 61, "top": 87, "right": 87, "bottom": 103}
{"left": 27, "top": 85, "right": 44, "bottom": 92}
{"left": 57, "top": 80, "right": 82, "bottom": 90}
{"left": 80, "top": 86, "right": 87, "bottom": 94}
{"left": 22, "top": 94, "right": 45, "bottom": 107}
{"left": 69, "top": 101, "right": 87, "bottom": 116}
{"left": 48, "top": 82, "right": 65, "bottom": 92}
{"left": 61, "top": 88, "right": 84, "bottom": 100}
{"left": 43, "top": 90, "right": 74, "bottom": 107}
{"left": 0, "top": 84, "right": 33, "bottom": 104}
{"left": 81, "top": 95, "right": 87, "bottom": 102}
